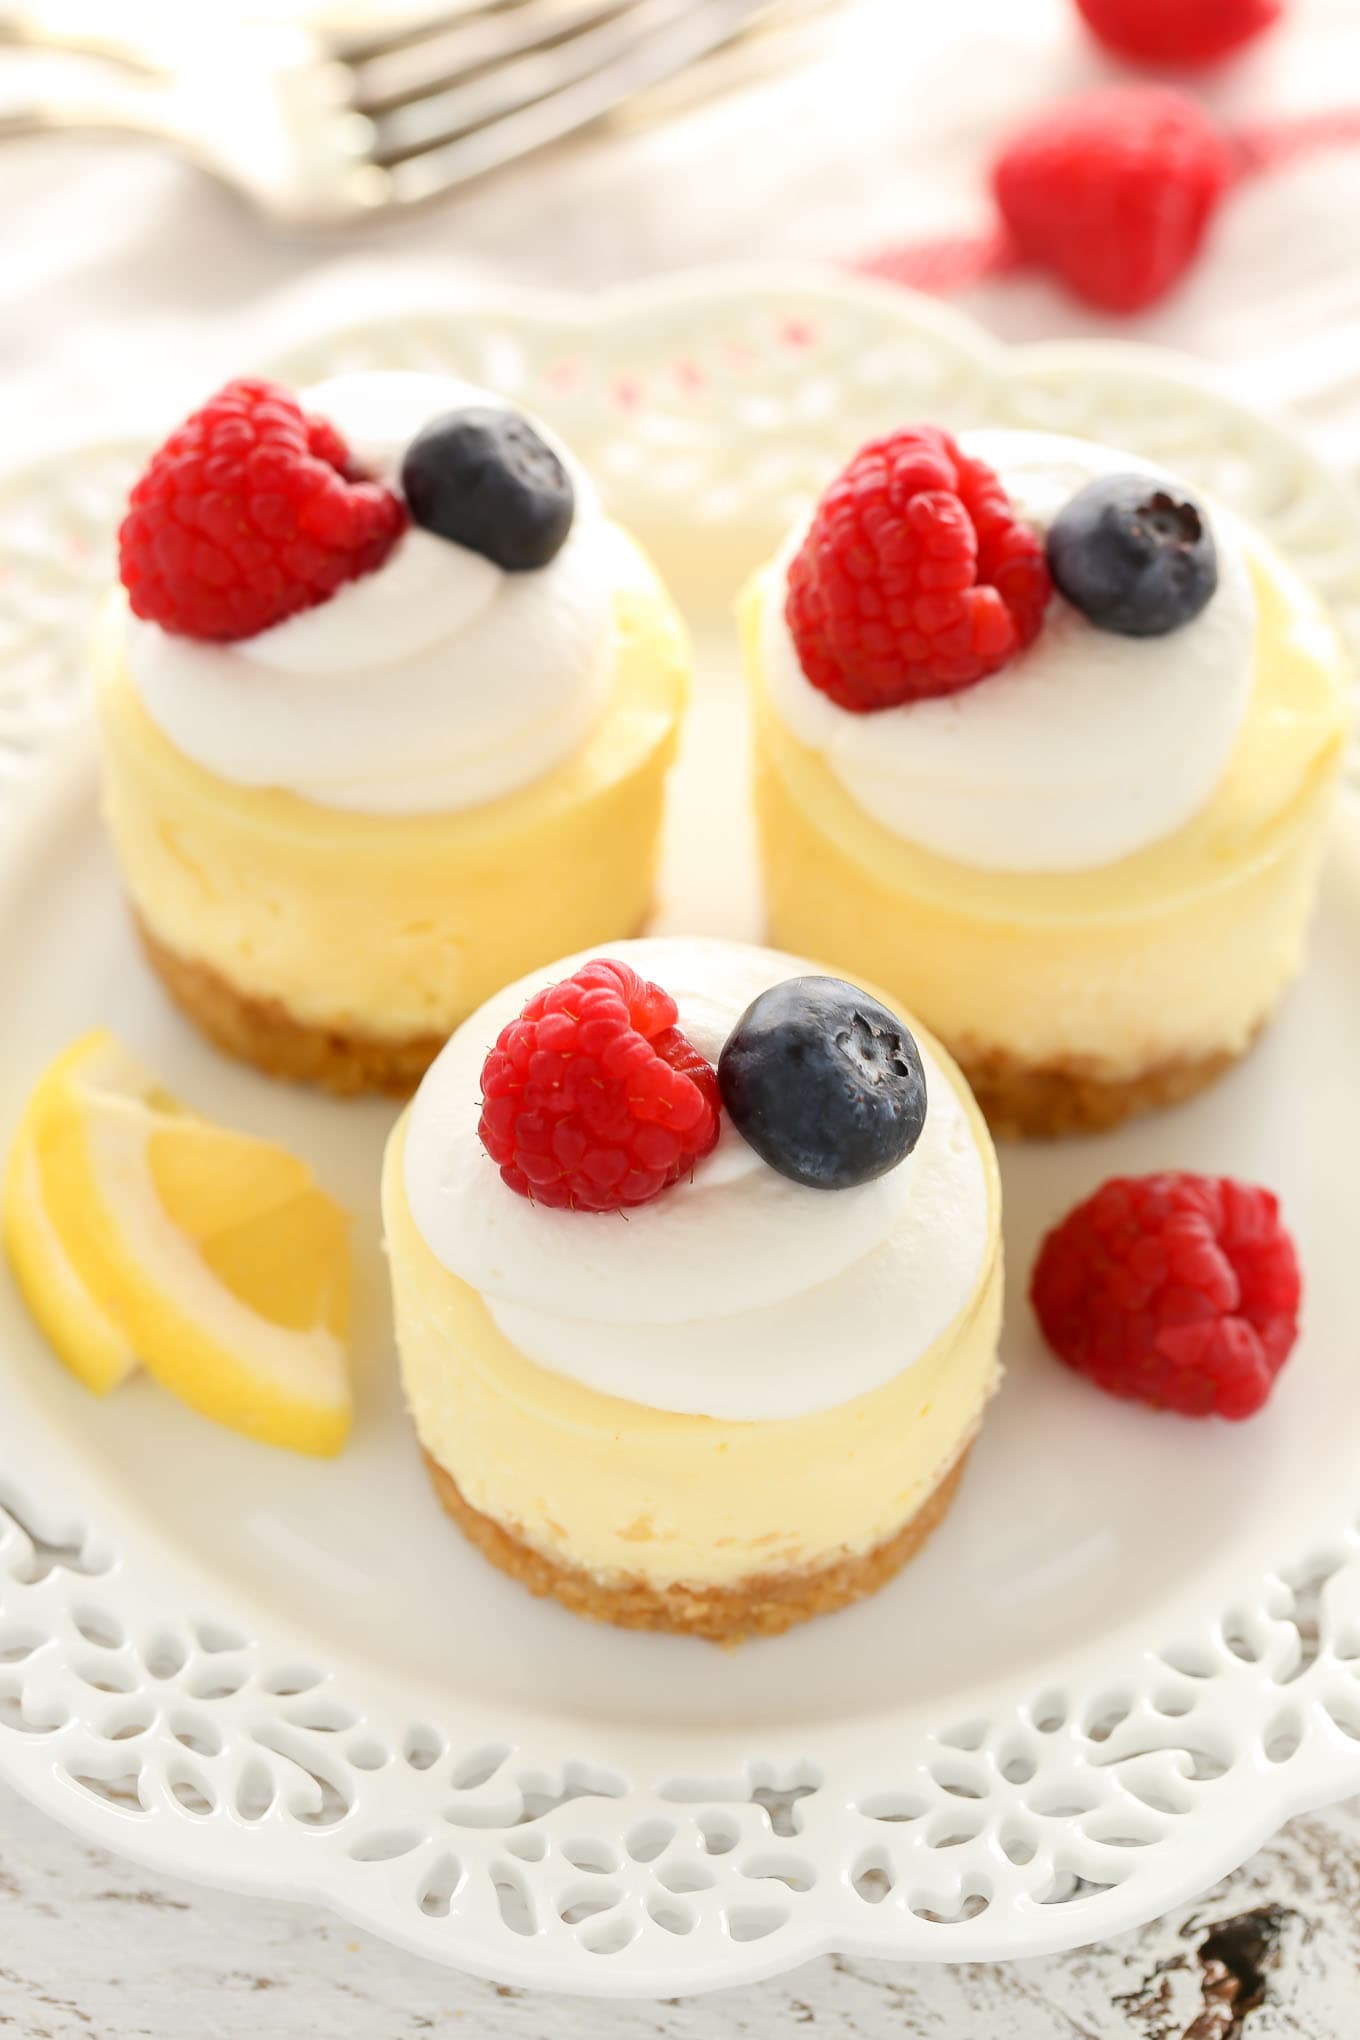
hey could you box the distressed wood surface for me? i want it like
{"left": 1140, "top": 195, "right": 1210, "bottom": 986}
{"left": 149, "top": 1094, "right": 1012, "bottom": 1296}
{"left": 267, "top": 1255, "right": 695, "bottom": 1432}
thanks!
{"left": 0, "top": 1780, "right": 1356, "bottom": 2036}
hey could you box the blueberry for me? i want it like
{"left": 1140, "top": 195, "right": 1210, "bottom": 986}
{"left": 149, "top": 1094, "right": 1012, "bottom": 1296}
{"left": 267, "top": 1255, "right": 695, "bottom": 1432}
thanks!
{"left": 717, "top": 977, "right": 927, "bottom": 1191}
{"left": 1045, "top": 473, "right": 1217, "bottom": 637}
{"left": 400, "top": 407, "right": 574, "bottom": 571}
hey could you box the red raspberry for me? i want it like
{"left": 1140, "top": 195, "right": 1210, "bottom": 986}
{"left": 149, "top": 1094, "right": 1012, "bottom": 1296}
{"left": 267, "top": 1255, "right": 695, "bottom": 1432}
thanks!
{"left": 1030, "top": 1173, "right": 1301, "bottom": 1420}
{"left": 785, "top": 427, "right": 1051, "bottom": 711}
{"left": 119, "top": 377, "right": 407, "bottom": 641}
{"left": 1075, "top": 0, "right": 1282, "bottom": 69}
{"left": 478, "top": 959, "right": 721, "bottom": 1213}
{"left": 992, "top": 87, "right": 1233, "bottom": 313}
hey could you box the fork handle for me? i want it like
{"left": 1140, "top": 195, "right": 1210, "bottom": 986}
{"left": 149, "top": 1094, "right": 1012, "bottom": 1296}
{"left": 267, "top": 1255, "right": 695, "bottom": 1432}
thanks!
{"left": 0, "top": 4, "right": 162, "bottom": 72}
{"left": 0, "top": 73, "right": 176, "bottom": 143}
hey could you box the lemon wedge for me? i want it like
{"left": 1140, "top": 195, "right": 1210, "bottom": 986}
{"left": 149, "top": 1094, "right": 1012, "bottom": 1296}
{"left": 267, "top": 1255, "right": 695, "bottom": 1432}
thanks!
{"left": 3, "top": 1031, "right": 351, "bottom": 1455}
{"left": 4, "top": 1117, "right": 139, "bottom": 1396}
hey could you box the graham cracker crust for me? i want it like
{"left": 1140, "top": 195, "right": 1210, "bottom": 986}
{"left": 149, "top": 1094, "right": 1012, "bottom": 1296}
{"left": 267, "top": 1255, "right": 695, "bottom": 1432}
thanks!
{"left": 135, "top": 916, "right": 446, "bottom": 1098}
{"left": 421, "top": 1446, "right": 971, "bottom": 1644}
{"left": 956, "top": 1030, "right": 1262, "bottom": 1142}
{"left": 136, "top": 911, "right": 658, "bottom": 1099}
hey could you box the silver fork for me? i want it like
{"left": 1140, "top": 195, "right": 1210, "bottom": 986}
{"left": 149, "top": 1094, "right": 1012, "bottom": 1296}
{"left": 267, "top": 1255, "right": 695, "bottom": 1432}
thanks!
{"left": 0, "top": 0, "right": 796, "bottom": 228}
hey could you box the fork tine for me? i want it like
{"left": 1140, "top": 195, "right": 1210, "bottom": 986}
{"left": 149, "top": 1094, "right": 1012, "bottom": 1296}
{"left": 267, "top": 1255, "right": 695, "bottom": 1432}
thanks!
{"left": 328, "top": 0, "right": 537, "bottom": 69}
{"left": 350, "top": 0, "right": 643, "bottom": 121}
{"left": 368, "top": 0, "right": 739, "bottom": 166}
{"left": 379, "top": 0, "right": 777, "bottom": 199}
{"left": 610, "top": 0, "right": 841, "bottom": 132}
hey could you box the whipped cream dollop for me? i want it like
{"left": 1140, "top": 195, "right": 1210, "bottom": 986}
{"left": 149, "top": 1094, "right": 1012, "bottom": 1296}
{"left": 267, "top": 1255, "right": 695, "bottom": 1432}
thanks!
{"left": 763, "top": 429, "right": 1257, "bottom": 873}
{"left": 124, "top": 371, "right": 622, "bottom": 814}
{"left": 403, "top": 937, "right": 992, "bottom": 1422}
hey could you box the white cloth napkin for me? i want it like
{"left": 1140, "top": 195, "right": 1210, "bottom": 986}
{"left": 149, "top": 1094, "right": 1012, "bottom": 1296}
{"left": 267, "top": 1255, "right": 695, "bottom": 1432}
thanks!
{"left": 3, "top": 0, "right": 1360, "bottom": 464}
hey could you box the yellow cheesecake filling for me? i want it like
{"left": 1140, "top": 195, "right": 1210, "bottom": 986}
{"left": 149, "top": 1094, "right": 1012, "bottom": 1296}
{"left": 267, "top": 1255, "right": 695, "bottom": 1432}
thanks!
{"left": 382, "top": 1050, "right": 1002, "bottom": 1595}
{"left": 96, "top": 551, "right": 688, "bottom": 1040}
{"left": 745, "top": 534, "right": 1352, "bottom": 1077}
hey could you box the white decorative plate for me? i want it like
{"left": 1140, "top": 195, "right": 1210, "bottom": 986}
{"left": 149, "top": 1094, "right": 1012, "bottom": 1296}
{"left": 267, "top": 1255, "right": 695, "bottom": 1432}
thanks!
{"left": 3, "top": 269, "right": 1360, "bottom": 1999}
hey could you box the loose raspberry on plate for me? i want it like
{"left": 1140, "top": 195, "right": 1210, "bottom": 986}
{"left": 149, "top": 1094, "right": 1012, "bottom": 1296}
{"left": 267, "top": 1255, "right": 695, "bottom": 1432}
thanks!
{"left": 992, "top": 87, "right": 1233, "bottom": 313}
{"left": 478, "top": 959, "right": 721, "bottom": 1213}
{"left": 1030, "top": 1173, "right": 1301, "bottom": 1420}
{"left": 119, "top": 377, "right": 407, "bottom": 642}
{"left": 1074, "top": 0, "right": 1282, "bottom": 69}
{"left": 785, "top": 426, "right": 1051, "bottom": 711}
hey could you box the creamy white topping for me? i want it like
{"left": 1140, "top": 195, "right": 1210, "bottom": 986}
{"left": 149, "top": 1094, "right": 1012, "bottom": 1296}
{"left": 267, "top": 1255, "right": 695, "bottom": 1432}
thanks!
{"left": 402, "top": 937, "right": 990, "bottom": 1422}
{"left": 763, "top": 429, "right": 1257, "bottom": 873}
{"left": 124, "top": 371, "right": 620, "bottom": 815}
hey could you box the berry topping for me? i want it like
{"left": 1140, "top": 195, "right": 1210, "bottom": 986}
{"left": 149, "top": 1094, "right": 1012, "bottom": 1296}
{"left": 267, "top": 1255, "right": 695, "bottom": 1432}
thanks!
{"left": 401, "top": 407, "right": 574, "bottom": 571}
{"left": 1031, "top": 1173, "right": 1301, "bottom": 1420}
{"left": 1046, "top": 474, "right": 1218, "bottom": 637}
{"left": 785, "top": 427, "right": 1052, "bottom": 711}
{"left": 118, "top": 378, "right": 407, "bottom": 642}
{"left": 717, "top": 978, "right": 927, "bottom": 1191}
{"left": 1075, "top": 0, "right": 1281, "bottom": 69}
{"left": 992, "top": 87, "right": 1233, "bottom": 313}
{"left": 478, "top": 959, "right": 720, "bottom": 1213}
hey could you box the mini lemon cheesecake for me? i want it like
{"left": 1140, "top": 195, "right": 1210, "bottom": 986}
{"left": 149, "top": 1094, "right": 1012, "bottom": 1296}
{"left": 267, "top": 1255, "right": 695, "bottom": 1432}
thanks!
{"left": 743, "top": 427, "right": 1353, "bottom": 1137}
{"left": 382, "top": 936, "right": 1002, "bottom": 1642}
{"left": 98, "top": 372, "right": 688, "bottom": 1095}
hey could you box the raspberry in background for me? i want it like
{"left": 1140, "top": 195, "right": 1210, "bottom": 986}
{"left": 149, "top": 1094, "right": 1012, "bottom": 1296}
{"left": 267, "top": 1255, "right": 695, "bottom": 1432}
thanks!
{"left": 1075, "top": 0, "right": 1283, "bottom": 69}
{"left": 785, "top": 426, "right": 1051, "bottom": 711}
{"left": 1030, "top": 1172, "right": 1301, "bottom": 1420}
{"left": 119, "top": 378, "right": 407, "bottom": 641}
{"left": 479, "top": 959, "right": 721, "bottom": 1213}
{"left": 992, "top": 86, "right": 1233, "bottom": 313}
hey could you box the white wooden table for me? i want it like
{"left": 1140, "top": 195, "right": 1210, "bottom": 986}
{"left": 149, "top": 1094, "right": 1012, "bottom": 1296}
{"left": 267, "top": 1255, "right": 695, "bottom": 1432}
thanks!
{"left": 1, "top": 1777, "right": 1356, "bottom": 2034}
{"left": 5, "top": 1, "right": 1360, "bottom": 2029}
